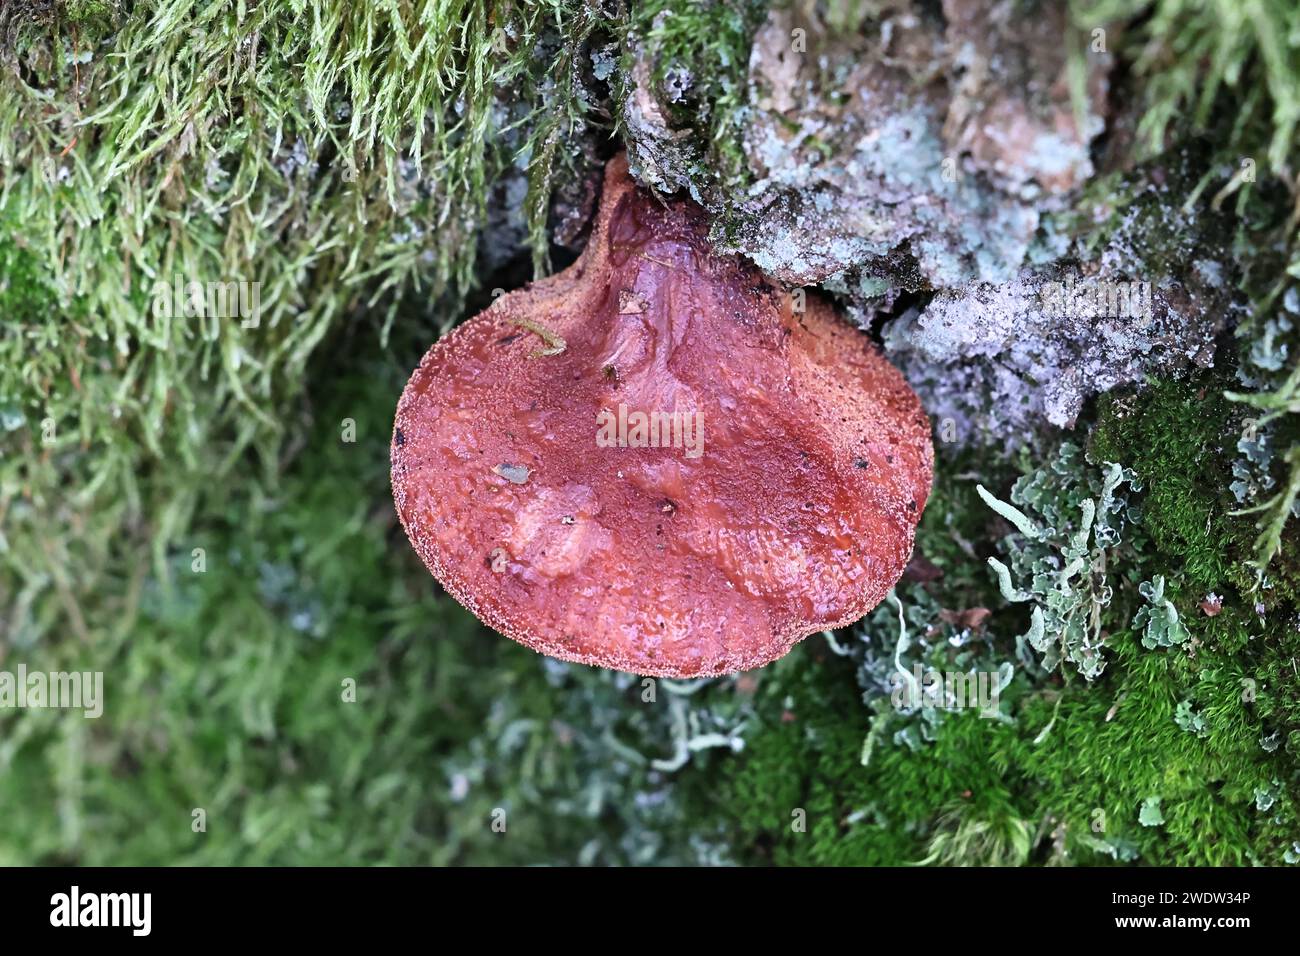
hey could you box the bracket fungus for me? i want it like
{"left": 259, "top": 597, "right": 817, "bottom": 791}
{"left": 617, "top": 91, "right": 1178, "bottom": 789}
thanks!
{"left": 392, "top": 154, "right": 933, "bottom": 677}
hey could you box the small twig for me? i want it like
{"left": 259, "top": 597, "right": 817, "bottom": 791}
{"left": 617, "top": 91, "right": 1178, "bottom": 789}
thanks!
{"left": 508, "top": 317, "right": 566, "bottom": 357}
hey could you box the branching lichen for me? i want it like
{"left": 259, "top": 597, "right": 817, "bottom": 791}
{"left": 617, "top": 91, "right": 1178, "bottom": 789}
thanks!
{"left": 1133, "top": 575, "right": 1190, "bottom": 650}
{"left": 979, "top": 443, "right": 1138, "bottom": 679}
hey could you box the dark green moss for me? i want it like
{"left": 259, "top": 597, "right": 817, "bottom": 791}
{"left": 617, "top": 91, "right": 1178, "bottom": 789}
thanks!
{"left": 1090, "top": 371, "right": 1300, "bottom": 603}
{"left": 712, "top": 602, "right": 1298, "bottom": 865}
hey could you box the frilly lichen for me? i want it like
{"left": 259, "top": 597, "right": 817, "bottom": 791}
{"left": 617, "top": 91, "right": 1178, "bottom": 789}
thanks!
{"left": 1133, "top": 575, "right": 1189, "bottom": 650}
{"left": 978, "top": 443, "right": 1138, "bottom": 680}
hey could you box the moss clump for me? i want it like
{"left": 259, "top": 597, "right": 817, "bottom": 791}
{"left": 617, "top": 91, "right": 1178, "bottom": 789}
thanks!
{"left": 1075, "top": 0, "right": 1300, "bottom": 177}
{"left": 1090, "top": 370, "right": 1300, "bottom": 604}
{"left": 622, "top": 0, "right": 766, "bottom": 189}
{"left": 713, "top": 603, "right": 1299, "bottom": 865}
{"left": 0, "top": 0, "right": 617, "bottom": 678}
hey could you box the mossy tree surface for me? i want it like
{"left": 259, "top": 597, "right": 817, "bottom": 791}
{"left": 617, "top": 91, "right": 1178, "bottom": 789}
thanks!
{"left": 2, "top": 0, "right": 1300, "bottom": 865}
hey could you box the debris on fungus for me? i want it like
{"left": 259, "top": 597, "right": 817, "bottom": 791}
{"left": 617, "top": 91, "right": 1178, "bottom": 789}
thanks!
{"left": 392, "top": 154, "right": 933, "bottom": 677}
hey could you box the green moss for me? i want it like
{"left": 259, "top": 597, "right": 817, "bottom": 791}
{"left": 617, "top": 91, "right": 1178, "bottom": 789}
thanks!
{"left": 713, "top": 597, "right": 1298, "bottom": 865}
{"left": 1090, "top": 371, "right": 1300, "bottom": 604}
{"left": 1074, "top": 0, "right": 1300, "bottom": 176}
{"left": 912, "top": 447, "right": 1012, "bottom": 596}
{"left": 715, "top": 648, "right": 1035, "bottom": 866}
{"left": 0, "top": 0, "right": 611, "bottom": 667}
{"left": 621, "top": 0, "right": 767, "bottom": 190}
{"left": 59, "top": 0, "right": 119, "bottom": 25}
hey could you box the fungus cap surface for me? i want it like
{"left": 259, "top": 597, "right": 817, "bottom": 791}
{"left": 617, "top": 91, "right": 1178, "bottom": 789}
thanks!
{"left": 392, "top": 155, "right": 933, "bottom": 677}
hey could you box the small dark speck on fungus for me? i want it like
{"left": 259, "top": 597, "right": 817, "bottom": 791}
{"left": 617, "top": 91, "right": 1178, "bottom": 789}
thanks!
{"left": 391, "top": 153, "right": 933, "bottom": 678}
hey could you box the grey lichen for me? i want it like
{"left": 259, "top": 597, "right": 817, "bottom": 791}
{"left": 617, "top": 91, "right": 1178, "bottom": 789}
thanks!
{"left": 978, "top": 443, "right": 1138, "bottom": 681}
{"left": 885, "top": 256, "right": 1228, "bottom": 442}
{"left": 1133, "top": 575, "right": 1190, "bottom": 650}
{"left": 619, "top": 2, "right": 1235, "bottom": 447}
{"left": 849, "top": 585, "right": 1015, "bottom": 764}
{"left": 623, "top": 2, "right": 1097, "bottom": 289}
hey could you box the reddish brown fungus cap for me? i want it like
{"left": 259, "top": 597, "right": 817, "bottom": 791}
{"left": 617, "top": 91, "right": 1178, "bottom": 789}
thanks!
{"left": 392, "top": 154, "right": 933, "bottom": 677}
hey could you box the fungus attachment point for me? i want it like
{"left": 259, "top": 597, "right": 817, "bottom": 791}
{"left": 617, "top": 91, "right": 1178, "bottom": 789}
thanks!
{"left": 392, "top": 154, "right": 933, "bottom": 677}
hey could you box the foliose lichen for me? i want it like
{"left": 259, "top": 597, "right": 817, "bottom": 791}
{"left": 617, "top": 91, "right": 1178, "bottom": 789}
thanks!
{"left": 978, "top": 442, "right": 1138, "bottom": 680}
